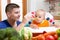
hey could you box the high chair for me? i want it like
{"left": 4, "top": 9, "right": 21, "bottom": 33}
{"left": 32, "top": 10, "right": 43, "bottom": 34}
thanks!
{"left": 25, "top": 11, "right": 55, "bottom": 27}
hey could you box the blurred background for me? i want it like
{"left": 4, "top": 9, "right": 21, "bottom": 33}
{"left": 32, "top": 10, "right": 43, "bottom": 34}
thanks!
{"left": 0, "top": 0, "right": 60, "bottom": 25}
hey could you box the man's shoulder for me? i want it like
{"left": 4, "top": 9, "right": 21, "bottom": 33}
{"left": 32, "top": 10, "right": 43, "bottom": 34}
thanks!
{"left": 0, "top": 20, "right": 6, "bottom": 24}
{"left": 0, "top": 20, "right": 7, "bottom": 29}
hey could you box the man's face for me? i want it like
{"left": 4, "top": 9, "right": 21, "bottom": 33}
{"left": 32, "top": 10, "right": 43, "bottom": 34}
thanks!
{"left": 7, "top": 8, "right": 20, "bottom": 21}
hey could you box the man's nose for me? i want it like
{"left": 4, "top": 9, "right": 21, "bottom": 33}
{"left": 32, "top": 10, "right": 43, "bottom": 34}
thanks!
{"left": 18, "top": 14, "right": 20, "bottom": 17}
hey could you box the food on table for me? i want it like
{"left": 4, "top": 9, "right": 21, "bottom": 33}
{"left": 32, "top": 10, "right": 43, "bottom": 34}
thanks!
{"left": 32, "top": 31, "right": 58, "bottom": 40}
{"left": 56, "top": 29, "right": 60, "bottom": 37}
{"left": 58, "top": 37, "right": 60, "bottom": 40}
{"left": 45, "top": 35, "right": 55, "bottom": 40}
{"left": 18, "top": 27, "right": 32, "bottom": 40}
{"left": 0, "top": 27, "right": 20, "bottom": 40}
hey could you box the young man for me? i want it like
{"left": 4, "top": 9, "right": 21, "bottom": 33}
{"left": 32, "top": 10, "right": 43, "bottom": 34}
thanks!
{"left": 0, "top": 3, "right": 30, "bottom": 31}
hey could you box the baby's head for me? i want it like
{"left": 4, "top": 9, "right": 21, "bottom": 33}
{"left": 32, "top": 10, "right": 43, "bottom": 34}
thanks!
{"left": 34, "top": 9, "right": 45, "bottom": 23}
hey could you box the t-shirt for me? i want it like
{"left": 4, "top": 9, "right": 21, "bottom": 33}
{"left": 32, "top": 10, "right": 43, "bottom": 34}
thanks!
{"left": 32, "top": 20, "right": 49, "bottom": 27}
{"left": 0, "top": 20, "right": 21, "bottom": 29}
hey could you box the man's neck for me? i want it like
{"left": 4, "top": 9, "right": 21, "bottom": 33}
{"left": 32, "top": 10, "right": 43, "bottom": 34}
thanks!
{"left": 7, "top": 19, "right": 17, "bottom": 28}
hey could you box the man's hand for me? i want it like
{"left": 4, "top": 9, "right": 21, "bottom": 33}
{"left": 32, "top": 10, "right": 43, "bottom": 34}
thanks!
{"left": 16, "top": 14, "right": 33, "bottom": 31}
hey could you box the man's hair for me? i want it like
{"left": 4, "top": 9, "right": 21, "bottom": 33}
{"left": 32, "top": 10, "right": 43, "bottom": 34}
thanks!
{"left": 5, "top": 3, "right": 20, "bottom": 13}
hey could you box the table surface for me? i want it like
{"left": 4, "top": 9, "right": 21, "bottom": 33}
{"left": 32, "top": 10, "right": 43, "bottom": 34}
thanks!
{"left": 25, "top": 27, "right": 58, "bottom": 33}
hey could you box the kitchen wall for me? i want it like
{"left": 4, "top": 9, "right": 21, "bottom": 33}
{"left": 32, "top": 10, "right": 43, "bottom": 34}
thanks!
{"left": 27, "top": 0, "right": 49, "bottom": 13}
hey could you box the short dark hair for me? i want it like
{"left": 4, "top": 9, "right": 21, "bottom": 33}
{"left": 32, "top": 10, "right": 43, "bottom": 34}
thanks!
{"left": 5, "top": 3, "right": 20, "bottom": 13}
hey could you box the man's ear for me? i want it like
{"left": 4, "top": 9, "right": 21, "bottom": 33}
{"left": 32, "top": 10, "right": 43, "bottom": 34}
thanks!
{"left": 6, "top": 12, "right": 11, "bottom": 17}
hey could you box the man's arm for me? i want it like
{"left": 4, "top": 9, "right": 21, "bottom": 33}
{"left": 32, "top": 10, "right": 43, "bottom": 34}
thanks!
{"left": 16, "top": 15, "right": 32, "bottom": 31}
{"left": 16, "top": 18, "right": 27, "bottom": 31}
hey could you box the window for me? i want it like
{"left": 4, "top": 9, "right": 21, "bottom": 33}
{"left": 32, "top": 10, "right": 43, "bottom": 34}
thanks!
{"left": 0, "top": 1, "right": 1, "bottom": 21}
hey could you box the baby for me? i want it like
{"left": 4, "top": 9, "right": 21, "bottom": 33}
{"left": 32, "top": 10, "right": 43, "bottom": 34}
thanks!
{"left": 30, "top": 9, "right": 50, "bottom": 28}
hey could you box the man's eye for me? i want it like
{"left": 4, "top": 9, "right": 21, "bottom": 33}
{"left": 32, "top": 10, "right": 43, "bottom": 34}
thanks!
{"left": 15, "top": 12, "right": 19, "bottom": 14}
{"left": 39, "top": 16, "right": 41, "bottom": 18}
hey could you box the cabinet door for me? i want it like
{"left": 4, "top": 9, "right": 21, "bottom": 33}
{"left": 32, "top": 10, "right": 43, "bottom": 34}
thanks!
{"left": 23, "top": 0, "right": 27, "bottom": 17}
{"left": 54, "top": 16, "right": 60, "bottom": 20}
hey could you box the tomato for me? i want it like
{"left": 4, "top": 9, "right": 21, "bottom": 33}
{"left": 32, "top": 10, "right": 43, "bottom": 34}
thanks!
{"left": 49, "top": 32, "right": 56, "bottom": 36}
{"left": 32, "top": 37, "right": 37, "bottom": 40}
{"left": 44, "top": 32, "right": 56, "bottom": 37}
{"left": 53, "top": 34, "right": 58, "bottom": 40}
{"left": 44, "top": 33, "right": 50, "bottom": 37}
{"left": 37, "top": 34, "right": 45, "bottom": 40}
{"left": 45, "top": 35, "right": 55, "bottom": 40}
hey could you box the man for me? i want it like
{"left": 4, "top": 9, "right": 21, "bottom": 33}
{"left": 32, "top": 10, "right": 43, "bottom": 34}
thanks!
{"left": 0, "top": 3, "right": 30, "bottom": 31}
